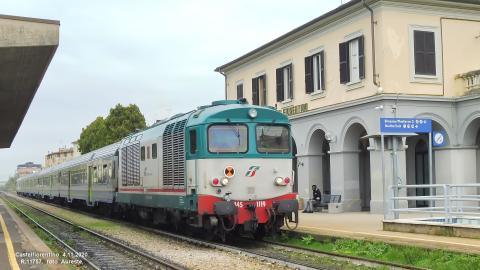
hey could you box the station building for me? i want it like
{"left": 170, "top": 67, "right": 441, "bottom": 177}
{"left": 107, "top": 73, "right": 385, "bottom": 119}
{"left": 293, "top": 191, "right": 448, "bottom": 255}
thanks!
{"left": 215, "top": 0, "right": 480, "bottom": 213}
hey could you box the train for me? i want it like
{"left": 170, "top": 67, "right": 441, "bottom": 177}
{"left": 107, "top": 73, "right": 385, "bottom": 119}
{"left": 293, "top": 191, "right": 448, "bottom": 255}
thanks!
{"left": 16, "top": 99, "right": 299, "bottom": 240}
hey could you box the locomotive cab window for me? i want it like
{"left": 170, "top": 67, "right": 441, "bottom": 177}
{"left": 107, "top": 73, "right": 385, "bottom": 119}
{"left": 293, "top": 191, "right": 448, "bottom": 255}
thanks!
{"left": 208, "top": 124, "right": 248, "bottom": 153}
{"left": 256, "top": 125, "right": 290, "bottom": 153}
{"left": 189, "top": 129, "right": 197, "bottom": 154}
{"left": 141, "top": 146, "right": 145, "bottom": 161}
{"left": 152, "top": 143, "right": 157, "bottom": 159}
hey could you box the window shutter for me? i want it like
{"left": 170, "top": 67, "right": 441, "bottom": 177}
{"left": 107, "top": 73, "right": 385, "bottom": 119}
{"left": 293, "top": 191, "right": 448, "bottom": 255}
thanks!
{"left": 276, "top": 68, "right": 284, "bottom": 102}
{"left": 358, "top": 36, "right": 365, "bottom": 79}
{"left": 339, "top": 42, "right": 349, "bottom": 84}
{"left": 320, "top": 51, "right": 326, "bottom": 90}
{"left": 414, "top": 30, "right": 436, "bottom": 76}
{"left": 288, "top": 64, "right": 293, "bottom": 99}
{"left": 236, "top": 84, "right": 243, "bottom": 99}
{"left": 252, "top": 78, "right": 259, "bottom": 105}
{"left": 305, "top": 56, "right": 313, "bottom": 93}
{"left": 425, "top": 32, "right": 436, "bottom": 75}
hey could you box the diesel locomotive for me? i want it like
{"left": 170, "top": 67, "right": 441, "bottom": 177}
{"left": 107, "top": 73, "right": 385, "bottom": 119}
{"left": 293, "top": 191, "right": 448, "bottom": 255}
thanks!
{"left": 16, "top": 100, "right": 299, "bottom": 240}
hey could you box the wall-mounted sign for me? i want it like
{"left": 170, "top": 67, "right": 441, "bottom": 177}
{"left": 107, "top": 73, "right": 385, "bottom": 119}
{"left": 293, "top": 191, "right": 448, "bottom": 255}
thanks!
{"left": 432, "top": 130, "right": 446, "bottom": 147}
{"left": 282, "top": 103, "right": 308, "bottom": 116}
{"left": 380, "top": 118, "right": 432, "bottom": 133}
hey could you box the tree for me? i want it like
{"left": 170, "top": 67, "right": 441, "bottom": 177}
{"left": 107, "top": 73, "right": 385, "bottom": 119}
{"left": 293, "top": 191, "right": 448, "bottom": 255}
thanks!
{"left": 1, "top": 176, "right": 18, "bottom": 191}
{"left": 78, "top": 104, "right": 146, "bottom": 154}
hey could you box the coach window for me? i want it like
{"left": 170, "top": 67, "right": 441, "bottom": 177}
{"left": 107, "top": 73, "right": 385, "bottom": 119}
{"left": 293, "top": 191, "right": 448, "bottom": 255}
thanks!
{"left": 141, "top": 146, "right": 145, "bottom": 161}
{"left": 152, "top": 143, "right": 158, "bottom": 159}
{"left": 102, "top": 164, "right": 108, "bottom": 183}
{"left": 147, "top": 146, "right": 151, "bottom": 159}
{"left": 93, "top": 166, "right": 98, "bottom": 183}
{"left": 189, "top": 129, "right": 197, "bottom": 154}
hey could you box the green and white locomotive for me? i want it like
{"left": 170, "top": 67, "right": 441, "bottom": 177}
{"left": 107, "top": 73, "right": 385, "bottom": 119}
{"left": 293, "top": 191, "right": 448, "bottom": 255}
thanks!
{"left": 17, "top": 100, "right": 299, "bottom": 239}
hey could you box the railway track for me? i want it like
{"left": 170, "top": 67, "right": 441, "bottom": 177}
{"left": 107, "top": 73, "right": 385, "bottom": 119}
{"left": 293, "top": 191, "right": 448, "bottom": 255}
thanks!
{"left": 1, "top": 194, "right": 186, "bottom": 270}
{"left": 5, "top": 193, "right": 426, "bottom": 270}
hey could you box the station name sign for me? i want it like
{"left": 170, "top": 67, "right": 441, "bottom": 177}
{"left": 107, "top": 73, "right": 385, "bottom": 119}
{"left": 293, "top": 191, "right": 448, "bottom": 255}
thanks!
{"left": 380, "top": 118, "right": 432, "bottom": 133}
{"left": 282, "top": 103, "right": 308, "bottom": 116}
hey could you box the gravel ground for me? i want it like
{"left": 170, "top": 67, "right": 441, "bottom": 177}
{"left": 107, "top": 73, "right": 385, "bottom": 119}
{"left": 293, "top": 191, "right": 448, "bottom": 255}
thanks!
{"left": 10, "top": 196, "right": 292, "bottom": 270}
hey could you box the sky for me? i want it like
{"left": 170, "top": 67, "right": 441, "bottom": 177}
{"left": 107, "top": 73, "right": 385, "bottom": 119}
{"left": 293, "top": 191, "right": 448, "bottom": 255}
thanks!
{"left": 0, "top": 0, "right": 342, "bottom": 180}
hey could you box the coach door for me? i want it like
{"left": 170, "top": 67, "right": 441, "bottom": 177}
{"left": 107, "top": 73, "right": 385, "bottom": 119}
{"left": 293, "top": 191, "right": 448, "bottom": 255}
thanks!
{"left": 68, "top": 171, "right": 71, "bottom": 202}
{"left": 88, "top": 166, "right": 94, "bottom": 205}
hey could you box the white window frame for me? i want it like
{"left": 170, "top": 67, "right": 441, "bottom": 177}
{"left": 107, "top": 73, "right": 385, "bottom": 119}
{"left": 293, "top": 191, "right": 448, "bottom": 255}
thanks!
{"left": 344, "top": 31, "right": 363, "bottom": 86}
{"left": 278, "top": 61, "right": 293, "bottom": 104}
{"left": 409, "top": 25, "right": 443, "bottom": 84}
{"left": 235, "top": 80, "right": 244, "bottom": 99}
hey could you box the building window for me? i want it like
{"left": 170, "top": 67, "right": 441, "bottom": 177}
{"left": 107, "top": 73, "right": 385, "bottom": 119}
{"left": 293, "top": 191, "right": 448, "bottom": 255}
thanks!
{"left": 339, "top": 36, "right": 364, "bottom": 84}
{"left": 252, "top": 75, "right": 266, "bottom": 106}
{"left": 276, "top": 64, "right": 293, "bottom": 102}
{"left": 413, "top": 30, "right": 436, "bottom": 76}
{"left": 305, "top": 51, "right": 325, "bottom": 93}
{"left": 236, "top": 83, "right": 243, "bottom": 99}
{"left": 409, "top": 26, "right": 441, "bottom": 82}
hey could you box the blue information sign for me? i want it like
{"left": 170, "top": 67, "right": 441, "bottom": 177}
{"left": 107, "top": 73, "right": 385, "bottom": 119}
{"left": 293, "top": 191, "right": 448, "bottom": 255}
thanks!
{"left": 380, "top": 118, "right": 432, "bottom": 133}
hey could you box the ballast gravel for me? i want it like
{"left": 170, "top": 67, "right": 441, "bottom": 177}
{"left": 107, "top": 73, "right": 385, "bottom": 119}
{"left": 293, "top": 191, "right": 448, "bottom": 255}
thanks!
{"left": 11, "top": 195, "right": 292, "bottom": 270}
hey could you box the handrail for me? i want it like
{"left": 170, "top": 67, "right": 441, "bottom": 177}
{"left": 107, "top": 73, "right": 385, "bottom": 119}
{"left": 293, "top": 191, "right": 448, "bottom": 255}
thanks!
{"left": 387, "top": 183, "right": 480, "bottom": 224}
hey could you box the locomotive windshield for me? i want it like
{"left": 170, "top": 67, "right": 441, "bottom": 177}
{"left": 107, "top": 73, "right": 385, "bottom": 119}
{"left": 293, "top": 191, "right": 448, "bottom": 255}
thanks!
{"left": 208, "top": 124, "right": 248, "bottom": 153}
{"left": 256, "top": 125, "right": 290, "bottom": 153}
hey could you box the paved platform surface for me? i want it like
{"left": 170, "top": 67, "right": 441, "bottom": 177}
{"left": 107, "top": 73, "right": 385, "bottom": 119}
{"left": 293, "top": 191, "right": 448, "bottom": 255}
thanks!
{"left": 296, "top": 212, "right": 480, "bottom": 254}
{"left": 0, "top": 200, "right": 66, "bottom": 270}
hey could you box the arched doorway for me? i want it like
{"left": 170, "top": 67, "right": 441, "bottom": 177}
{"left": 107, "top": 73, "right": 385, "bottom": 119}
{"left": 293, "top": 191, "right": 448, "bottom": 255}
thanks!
{"left": 307, "top": 129, "right": 331, "bottom": 198}
{"left": 414, "top": 139, "right": 429, "bottom": 207}
{"left": 322, "top": 139, "right": 331, "bottom": 195}
{"left": 292, "top": 139, "right": 298, "bottom": 193}
{"left": 359, "top": 137, "right": 371, "bottom": 211}
{"left": 343, "top": 123, "right": 370, "bottom": 211}
{"left": 406, "top": 120, "right": 449, "bottom": 207}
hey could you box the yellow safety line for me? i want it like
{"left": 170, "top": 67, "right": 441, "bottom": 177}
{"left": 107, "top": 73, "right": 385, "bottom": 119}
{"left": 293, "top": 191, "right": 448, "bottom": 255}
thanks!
{"left": 299, "top": 225, "right": 480, "bottom": 249}
{"left": 0, "top": 214, "right": 21, "bottom": 270}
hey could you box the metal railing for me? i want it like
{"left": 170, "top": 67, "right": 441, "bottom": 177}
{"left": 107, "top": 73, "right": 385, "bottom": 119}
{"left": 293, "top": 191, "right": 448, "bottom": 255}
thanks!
{"left": 387, "top": 183, "right": 480, "bottom": 223}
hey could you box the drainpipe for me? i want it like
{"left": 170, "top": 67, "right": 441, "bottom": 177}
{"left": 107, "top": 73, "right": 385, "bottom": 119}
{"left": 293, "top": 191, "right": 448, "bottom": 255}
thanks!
{"left": 219, "top": 71, "right": 227, "bottom": 100}
{"left": 362, "top": 0, "right": 380, "bottom": 87}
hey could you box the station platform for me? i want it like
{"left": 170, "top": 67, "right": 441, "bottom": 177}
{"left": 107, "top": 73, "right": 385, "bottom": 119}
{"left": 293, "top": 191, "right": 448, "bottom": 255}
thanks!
{"left": 295, "top": 212, "right": 480, "bottom": 255}
{"left": 0, "top": 200, "right": 66, "bottom": 270}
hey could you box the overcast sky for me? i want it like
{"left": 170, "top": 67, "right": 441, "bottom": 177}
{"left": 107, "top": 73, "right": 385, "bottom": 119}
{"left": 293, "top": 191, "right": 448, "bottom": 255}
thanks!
{"left": 0, "top": 0, "right": 341, "bottom": 180}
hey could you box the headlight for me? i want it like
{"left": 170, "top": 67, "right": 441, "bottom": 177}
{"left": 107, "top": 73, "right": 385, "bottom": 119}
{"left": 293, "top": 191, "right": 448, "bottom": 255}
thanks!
{"left": 275, "top": 177, "right": 284, "bottom": 185}
{"left": 221, "top": 178, "right": 229, "bottom": 186}
{"left": 248, "top": 108, "right": 257, "bottom": 119}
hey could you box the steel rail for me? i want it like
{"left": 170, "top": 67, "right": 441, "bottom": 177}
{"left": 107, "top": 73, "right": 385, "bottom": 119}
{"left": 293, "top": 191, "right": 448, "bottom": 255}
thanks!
{"left": 9, "top": 193, "right": 427, "bottom": 270}
{"left": 1, "top": 195, "right": 101, "bottom": 270}
{"left": 2, "top": 193, "right": 186, "bottom": 270}
{"left": 261, "top": 238, "right": 428, "bottom": 270}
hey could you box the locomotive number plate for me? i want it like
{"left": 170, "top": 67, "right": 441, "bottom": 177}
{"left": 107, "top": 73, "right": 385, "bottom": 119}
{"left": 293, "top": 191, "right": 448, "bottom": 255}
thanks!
{"left": 234, "top": 201, "right": 266, "bottom": 208}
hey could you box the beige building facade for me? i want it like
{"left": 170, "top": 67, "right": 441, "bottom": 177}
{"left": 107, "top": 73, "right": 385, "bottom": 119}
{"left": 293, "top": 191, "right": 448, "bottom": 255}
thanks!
{"left": 44, "top": 143, "right": 80, "bottom": 168}
{"left": 216, "top": 0, "right": 480, "bottom": 213}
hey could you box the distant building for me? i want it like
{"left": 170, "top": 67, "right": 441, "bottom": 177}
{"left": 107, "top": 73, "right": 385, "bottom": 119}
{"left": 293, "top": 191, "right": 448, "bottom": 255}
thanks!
{"left": 16, "top": 162, "right": 42, "bottom": 177}
{"left": 44, "top": 142, "right": 81, "bottom": 168}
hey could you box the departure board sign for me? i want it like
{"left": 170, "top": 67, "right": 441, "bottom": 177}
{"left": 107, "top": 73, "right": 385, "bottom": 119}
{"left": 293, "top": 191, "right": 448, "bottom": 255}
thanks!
{"left": 380, "top": 118, "right": 432, "bottom": 133}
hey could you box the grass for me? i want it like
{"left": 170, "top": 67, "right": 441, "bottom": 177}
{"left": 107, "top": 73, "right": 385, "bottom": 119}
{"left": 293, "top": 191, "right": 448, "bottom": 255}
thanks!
{"left": 272, "top": 232, "right": 480, "bottom": 270}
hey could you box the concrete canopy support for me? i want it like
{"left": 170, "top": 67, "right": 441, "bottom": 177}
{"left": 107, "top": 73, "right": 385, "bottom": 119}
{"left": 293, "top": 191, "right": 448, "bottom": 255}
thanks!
{"left": 0, "top": 15, "right": 59, "bottom": 148}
